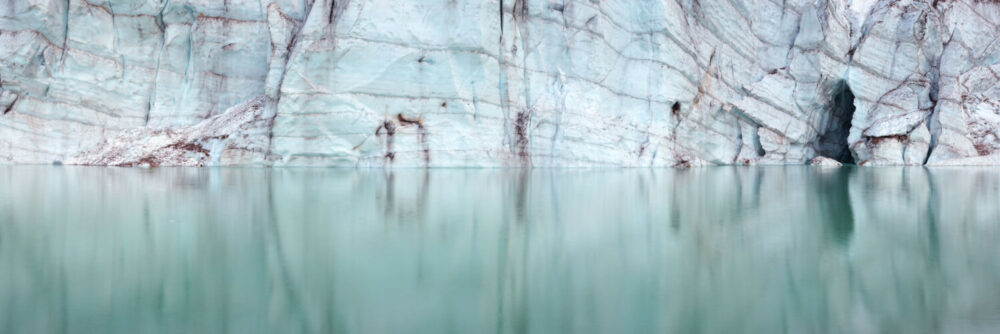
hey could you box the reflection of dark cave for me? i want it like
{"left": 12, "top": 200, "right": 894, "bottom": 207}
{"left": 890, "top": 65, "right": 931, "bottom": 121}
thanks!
{"left": 815, "top": 82, "right": 856, "bottom": 164}
{"left": 818, "top": 168, "right": 855, "bottom": 246}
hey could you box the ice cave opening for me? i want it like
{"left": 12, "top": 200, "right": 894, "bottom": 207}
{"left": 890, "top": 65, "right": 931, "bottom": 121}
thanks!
{"left": 814, "top": 81, "right": 857, "bottom": 164}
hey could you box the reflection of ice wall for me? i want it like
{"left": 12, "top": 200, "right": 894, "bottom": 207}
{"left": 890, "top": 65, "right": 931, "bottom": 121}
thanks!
{"left": 3, "top": 1, "right": 1000, "bottom": 166}
{"left": 1, "top": 167, "right": 999, "bottom": 332}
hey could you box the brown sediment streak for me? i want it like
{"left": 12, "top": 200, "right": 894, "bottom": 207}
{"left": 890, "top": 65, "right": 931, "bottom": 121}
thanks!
{"left": 372, "top": 114, "right": 431, "bottom": 165}
{"left": 396, "top": 113, "right": 421, "bottom": 126}
{"left": 673, "top": 156, "right": 692, "bottom": 168}
{"left": 396, "top": 113, "right": 430, "bottom": 164}
{"left": 122, "top": 156, "right": 161, "bottom": 168}
{"left": 498, "top": 0, "right": 533, "bottom": 165}
{"left": 168, "top": 142, "right": 210, "bottom": 156}
{"left": 866, "top": 134, "right": 909, "bottom": 146}
{"left": 515, "top": 110, "right": 530, "bottom": 163}
{"left": 375, "top": 120, "right": 396, "bottom": 162}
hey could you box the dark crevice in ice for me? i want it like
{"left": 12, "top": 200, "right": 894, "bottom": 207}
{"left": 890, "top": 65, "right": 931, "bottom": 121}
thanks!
{"left": 814, "top": 81, "right": 857, "bottom": 164}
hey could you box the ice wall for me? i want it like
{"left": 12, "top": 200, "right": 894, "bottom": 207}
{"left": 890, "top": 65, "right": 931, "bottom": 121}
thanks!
{"left": 2, "top": 0, "right": 1000, "bottom": 166}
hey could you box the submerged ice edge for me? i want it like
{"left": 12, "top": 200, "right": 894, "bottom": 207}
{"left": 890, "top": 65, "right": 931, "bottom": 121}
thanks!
{"left": 2, "top": 1, "right": 1000, "bottom": 167}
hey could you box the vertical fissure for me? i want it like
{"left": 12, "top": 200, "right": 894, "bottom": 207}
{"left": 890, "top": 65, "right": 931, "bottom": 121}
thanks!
{"left": 498, "top": 0, "right": 515, "bottom": 160}
{"left": 59, "top": 0, "right": 70, "bottom": 66}
{"left": 923, "top": 82, "right": 940, "bottom": 165}
{"left": 265, "top": 0, "right": 319, "bottom": 159}
{"left": 514, "top": 0, "right": 531, "bottom": 165}
{"left": 146, "top": 0, "right": 171, "bottom": 126}
{"left": 923, "top": 27, "right": 951, "bottom": 165}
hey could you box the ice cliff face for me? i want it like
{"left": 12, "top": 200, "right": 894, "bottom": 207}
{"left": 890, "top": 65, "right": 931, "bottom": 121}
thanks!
{"left": 2, "top": 0, "right": 1000, "bottom": 166}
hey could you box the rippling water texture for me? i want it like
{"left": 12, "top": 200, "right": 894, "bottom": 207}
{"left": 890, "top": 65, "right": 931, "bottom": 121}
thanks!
{"left": 2, "top": 167, "right": 1000, "bottom": 333}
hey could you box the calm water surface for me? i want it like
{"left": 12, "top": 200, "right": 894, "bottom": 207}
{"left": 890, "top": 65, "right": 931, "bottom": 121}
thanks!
{"left": 1, "top": 166, "right": 1000, "bottom": 333}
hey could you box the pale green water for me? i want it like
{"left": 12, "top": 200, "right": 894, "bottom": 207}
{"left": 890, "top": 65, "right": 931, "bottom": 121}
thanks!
{"left": 1, "top": 166, "right": 1000, "bottom": 333}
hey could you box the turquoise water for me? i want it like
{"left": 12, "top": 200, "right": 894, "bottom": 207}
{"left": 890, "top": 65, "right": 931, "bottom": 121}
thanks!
{"left": 1, "top": 166, "right": 1000, "bottom": 333}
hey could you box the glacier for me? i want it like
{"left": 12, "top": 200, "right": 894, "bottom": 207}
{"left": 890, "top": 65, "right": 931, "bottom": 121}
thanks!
{"left": 2, "top": 0, "right": 1000, "bottom": 167}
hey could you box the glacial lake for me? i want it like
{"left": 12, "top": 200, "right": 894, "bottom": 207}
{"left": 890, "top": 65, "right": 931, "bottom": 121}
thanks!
{"left": 2, "top": 166, "right": 1000, "bottom": 333}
